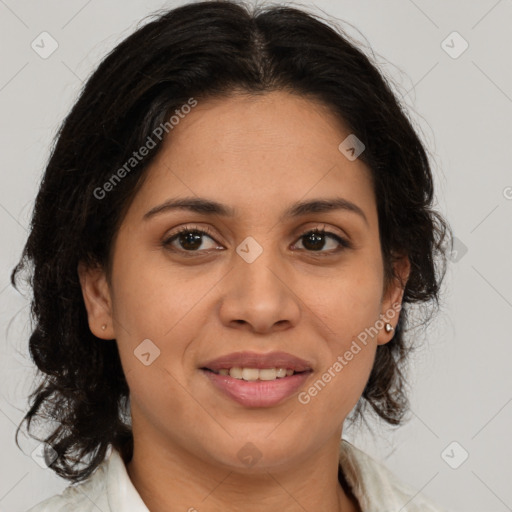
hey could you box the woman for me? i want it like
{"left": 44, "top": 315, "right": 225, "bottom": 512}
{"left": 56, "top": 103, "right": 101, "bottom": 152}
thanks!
{"left": 13, "top": 1, "right": 452, "bottom": 510}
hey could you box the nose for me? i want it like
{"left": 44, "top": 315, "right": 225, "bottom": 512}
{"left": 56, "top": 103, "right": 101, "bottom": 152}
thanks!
{"left": 217, "top": 247, "right": 301, "bottom": 335}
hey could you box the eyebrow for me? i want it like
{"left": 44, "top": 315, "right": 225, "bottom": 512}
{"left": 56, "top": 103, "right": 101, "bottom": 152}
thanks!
{"left": 143, "top": 196, "right": 368, "bottom": 226}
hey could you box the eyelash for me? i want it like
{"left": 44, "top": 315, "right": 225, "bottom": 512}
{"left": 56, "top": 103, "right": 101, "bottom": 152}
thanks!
{"left": 162, "top": 224, "right": 352, "bottom": 256}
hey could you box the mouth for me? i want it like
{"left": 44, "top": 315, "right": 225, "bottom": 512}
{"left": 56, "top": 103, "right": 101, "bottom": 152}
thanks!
{"left": 200, "top": 367, "right": 310, "bottom": 381}
{"left": 199, "top": 367, "right": 313, "bottom": 408}
{"left": 199, "top": 351, "right": 314, "bottom": 407}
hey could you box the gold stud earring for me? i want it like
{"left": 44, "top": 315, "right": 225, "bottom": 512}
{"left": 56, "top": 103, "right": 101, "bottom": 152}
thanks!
{"left": 101, "top": 324, "right": 107, "bottom": 331}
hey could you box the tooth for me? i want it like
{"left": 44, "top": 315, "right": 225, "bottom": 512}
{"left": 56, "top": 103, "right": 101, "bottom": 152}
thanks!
{"left": 221, "top": 367, "right": 296, "bottom": 380}
{"left": 229, "top": 367, "right": 243, "bottom": 379}
{"left": 259, "top": 368, "right": 277, "bottom": 381}
{"left": 241, "top": 368, "right": 260, "bottom": 381}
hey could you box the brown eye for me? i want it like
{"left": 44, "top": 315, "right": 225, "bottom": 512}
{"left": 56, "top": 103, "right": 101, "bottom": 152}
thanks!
{"left": 163, "top": 226, "right": 221, "bottom": 252}
{"left": 294, "top": 228, "right": 352, "bottom": 253}
{"left": 162, "top": 225, "right": 352, "bottom": 256}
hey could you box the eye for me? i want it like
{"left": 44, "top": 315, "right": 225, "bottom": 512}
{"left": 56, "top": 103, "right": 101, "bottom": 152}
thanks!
{"left": 162, "top": 225, "right": 222, "bottom": 253}
{"left": 163, "top": 225, "right": 352, "bottom": 256}
{"left": 292, "top": 227, "right": 352, "bottom": 254}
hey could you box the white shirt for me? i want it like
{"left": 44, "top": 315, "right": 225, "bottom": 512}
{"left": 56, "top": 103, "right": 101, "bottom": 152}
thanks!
{"left": 27, "top": 439, "right": 449, "bottom": 511}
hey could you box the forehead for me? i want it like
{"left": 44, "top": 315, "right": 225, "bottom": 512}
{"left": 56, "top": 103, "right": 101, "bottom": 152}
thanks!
{"left": 126, "top": 90, "right": 376, "bottom": 226}
{"left": 159, "top": 90, "right": 357, "bottom": 167}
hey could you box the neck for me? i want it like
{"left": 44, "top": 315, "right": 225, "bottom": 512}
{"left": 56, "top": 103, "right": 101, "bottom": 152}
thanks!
{"left": 125, "top": 427, "right": 361, "bottom": 512}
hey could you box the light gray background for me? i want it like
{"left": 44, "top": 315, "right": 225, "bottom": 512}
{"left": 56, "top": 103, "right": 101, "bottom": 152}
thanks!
{"left": 1, "top": 1, "right": 511, "bottom": 511}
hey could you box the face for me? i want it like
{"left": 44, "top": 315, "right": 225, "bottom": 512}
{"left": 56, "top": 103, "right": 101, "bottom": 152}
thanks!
{"left": 79, "top": 90, "right": 409, "bottom": 472}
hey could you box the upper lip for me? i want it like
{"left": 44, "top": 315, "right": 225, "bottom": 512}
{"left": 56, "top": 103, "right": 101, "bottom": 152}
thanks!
{"left": 200, "top": 351, "right": 313, "bottom": 372}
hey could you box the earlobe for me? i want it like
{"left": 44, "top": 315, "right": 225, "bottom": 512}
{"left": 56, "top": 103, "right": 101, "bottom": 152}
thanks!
{"left": 377, "top": 254, "right": 411, "bottom": 346}
{"left": 77, "top": 261, "right": 115, "bottom": 339}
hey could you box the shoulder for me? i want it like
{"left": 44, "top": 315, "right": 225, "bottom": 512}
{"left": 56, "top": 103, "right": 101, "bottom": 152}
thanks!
{"left": 339, "top": 440, "right": 451, "bottom": 512}
{"left": 25, "top": 460, "right": 109, "bottom": 512}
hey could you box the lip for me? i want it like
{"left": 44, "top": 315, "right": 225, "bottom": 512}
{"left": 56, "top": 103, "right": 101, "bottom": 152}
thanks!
{"left": 200, "top": 350, "right": 314, "bottom": 372}
{"left": 201, "top": 369, "right": 312, "bottom": 407}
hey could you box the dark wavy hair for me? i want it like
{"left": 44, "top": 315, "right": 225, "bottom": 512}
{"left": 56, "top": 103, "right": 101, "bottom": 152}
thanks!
{"left": 12, "top": 0, "right": 452, "bottom": 483}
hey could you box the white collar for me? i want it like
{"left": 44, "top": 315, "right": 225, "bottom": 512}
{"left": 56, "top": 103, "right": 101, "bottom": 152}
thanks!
{"left": 100, "top": 439, "right": 438, "bottom": 511}
{"left": 105, "top": 446, "right": 149, "bottom": 511}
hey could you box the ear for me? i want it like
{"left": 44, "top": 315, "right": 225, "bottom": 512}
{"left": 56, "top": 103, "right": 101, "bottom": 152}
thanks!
{"left": 376, "top": 253, "right": 410, "bottom": 346}
{"left": 77, "top": 261, "right": 115, "bottom": 340}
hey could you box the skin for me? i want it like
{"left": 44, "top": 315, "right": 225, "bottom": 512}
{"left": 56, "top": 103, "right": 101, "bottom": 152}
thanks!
{"left": 79, "top": 90, "right": 410, "bottom": 512}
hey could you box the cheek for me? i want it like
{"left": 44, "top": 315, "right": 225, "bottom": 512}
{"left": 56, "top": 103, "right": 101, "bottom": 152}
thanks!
{"left": 109, "top": 253, "right": 215, "bottom": 395}
{"left": 110, "top": 245, "right": 212, "bottom": 340}
{"left": 304, "top": 258, "right": 384, "bottom": 340}
{"left": 297, "top": 311, "right": 378, "bottom": 424}
{"left": 296, "top": 258, "right": 382, "bottom": 404}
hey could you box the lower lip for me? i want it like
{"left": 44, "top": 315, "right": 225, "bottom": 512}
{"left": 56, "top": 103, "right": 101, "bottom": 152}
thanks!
{"left": 201, "top": 369, "right": 312, "bottom": 408}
